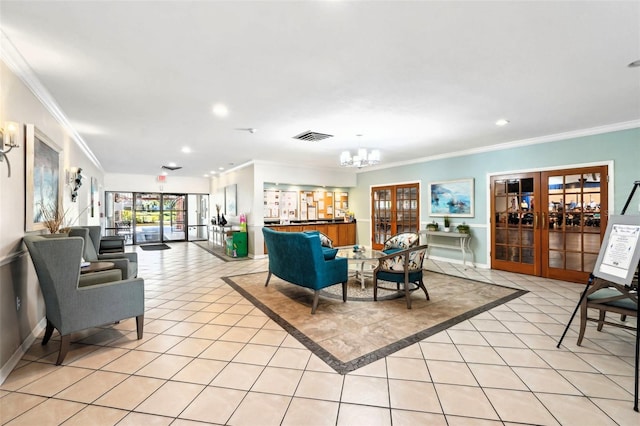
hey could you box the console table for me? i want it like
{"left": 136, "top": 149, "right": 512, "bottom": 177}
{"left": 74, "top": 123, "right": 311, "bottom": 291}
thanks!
{"left": 210, "top": 225, "right": 232, "bottom": 247}
{"left": 420, "top": 230, "right": 474, "bottom": 268}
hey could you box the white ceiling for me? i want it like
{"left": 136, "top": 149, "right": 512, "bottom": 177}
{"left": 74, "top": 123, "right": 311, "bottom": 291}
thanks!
{"left": 1, "top": 1, "right": 639, "bottom": 178}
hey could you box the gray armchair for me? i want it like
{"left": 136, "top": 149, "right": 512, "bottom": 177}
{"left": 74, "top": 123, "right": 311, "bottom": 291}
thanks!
{"left": 23, "top": 234, "right": 144, "bottom": 365}
{"left": 69, "top": 226, "right": 138, "bottom": 278}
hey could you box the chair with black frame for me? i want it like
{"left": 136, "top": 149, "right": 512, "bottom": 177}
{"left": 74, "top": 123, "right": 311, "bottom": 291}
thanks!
{"left": 373, "top": 244, "right": 429, "bottom": 309}
{"left": 577, "top": 275, "right": 638, "bottom": 346}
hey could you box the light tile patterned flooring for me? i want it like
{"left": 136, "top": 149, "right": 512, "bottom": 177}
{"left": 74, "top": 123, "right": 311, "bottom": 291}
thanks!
{"left": 1, "top": 242, "right": 638, "bottom": 425}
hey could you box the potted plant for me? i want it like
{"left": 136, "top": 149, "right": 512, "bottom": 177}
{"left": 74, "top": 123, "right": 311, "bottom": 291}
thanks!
{"left": 426, "top": 221, "right": 439, "bottom": 231}
{"left": 443, "top": 215, "right": 451, "bottom": 232}
{"left": 457, "top": 221, "right": 471, "bottom": 234}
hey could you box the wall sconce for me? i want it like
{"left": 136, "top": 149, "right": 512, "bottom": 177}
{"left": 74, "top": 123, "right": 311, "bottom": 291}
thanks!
{"left": 68, "top": 167, "right": 84, "bottom": 202}
{"left": 0, "top": 122, "right": 20, "bottom": 177}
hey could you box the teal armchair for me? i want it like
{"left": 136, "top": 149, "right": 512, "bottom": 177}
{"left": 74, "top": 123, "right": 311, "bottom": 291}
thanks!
{"left": 262, "top": 227, "right": 348, "bottom": 314}
{"left": 23, "top": 234, "right": 145, "bottom": 365}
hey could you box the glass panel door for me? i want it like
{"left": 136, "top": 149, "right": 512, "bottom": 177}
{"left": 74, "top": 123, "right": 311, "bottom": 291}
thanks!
{"left": 104, "top": 192, "right": 133, "bottom": 244}
{"left": 396, "top": 185, "right": 419, "bottom": 234}
{"left": 541, "top": 167, "right": 607, "bottom": 283}
{"left": 491, "top": 166, "right": 607, "bottom": 283}
{"left": 188, "top": 194, "right": 209, "bottom": 241}
{"left": 134, "top": 193, "right": 162, "bottom": 244}
{"left": 491, "top": 173, "right": 540, "bottom": 276}
{"left": 163, "top": 194, "right": 186, "bottom": 241}
{"left": 371, "top": 183, "right": 420, "bottom": 250}
{"left": 372, "top": 187, "right": 392, "bottom": 248}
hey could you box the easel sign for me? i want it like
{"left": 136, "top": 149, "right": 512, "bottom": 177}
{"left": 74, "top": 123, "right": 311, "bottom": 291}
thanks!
{"left": 593, "top": 214, "right": 640, "bottom": 285}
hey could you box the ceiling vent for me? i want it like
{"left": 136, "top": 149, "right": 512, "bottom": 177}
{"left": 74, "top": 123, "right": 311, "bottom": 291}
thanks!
{"left": 293, "top": 131, "right": 333, "bottom": 142}
{"left": 162, "top": 165, "right": 183, "bottom": 171}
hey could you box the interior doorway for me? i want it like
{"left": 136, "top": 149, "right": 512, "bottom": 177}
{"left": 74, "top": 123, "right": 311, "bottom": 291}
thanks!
{"left": 491, "top": 166, "right": 608, "bottom": 283}
{"left": 371, "top": 183, "right": 420, "bottom": 250}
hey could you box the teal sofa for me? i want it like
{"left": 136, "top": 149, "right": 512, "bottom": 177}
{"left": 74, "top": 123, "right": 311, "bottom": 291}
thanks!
{"left": 262, "top": 227, "right": 348, "bottom": 314}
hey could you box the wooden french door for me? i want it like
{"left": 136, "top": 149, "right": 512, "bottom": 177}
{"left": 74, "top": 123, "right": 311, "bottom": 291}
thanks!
{"left": 491, "top": 166, "right": 607, "bottom": 283}
{"left": 371, "top": 183, "right": 420, "bottom": 250}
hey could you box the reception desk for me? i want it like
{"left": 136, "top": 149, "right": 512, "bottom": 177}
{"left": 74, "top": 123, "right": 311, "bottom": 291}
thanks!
{"left": 264, "top": 221, "right": 356, "bottom": 253}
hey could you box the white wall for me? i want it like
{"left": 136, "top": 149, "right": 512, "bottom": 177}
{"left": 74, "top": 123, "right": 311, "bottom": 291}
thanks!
{"left": 0, "top": 59, "right": 105, "bottom": 382}
{"left": 211, "top": 161, "right": 358, "bottom": 257}
{"left": 105, "top": 173, "right": 209, "bottom": 194}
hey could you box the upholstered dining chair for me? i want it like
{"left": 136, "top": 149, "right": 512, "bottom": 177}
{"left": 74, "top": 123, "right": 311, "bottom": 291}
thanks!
{"left": 69, "top": 226, "right": 138, "bottom": 278}
{"left": 373, "top": 244, "right": 429, "bottom": 309}
{"left": 23, "top": 234, "right": 145, "bottom": 365}
{"left": 577, "top": 277, "right": 638, "bottom": 346}
{"left": 382, "top": 232, "right": 420, "bottom": 254}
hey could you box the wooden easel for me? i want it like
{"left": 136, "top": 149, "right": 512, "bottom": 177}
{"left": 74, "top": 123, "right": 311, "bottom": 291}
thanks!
{"left": 557, "top": 181, "right": 640, "bottom": 411}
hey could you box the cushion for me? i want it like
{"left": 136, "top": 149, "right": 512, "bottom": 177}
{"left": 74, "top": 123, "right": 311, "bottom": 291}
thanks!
{"left": 383, "top": 233, "right": 419, "bottom": 251}
{"left": 322, "top": 247, "right": 338, "bottom": 260}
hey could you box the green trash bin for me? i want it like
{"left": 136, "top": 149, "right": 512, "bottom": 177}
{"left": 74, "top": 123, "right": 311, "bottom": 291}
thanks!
{"left": 226, "top": 231, "right": 248, "bottom": 257}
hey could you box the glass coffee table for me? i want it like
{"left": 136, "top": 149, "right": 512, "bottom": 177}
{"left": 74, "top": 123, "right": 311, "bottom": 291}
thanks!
{"left": 336, "top": 246, "right": 386, "bottom": 289}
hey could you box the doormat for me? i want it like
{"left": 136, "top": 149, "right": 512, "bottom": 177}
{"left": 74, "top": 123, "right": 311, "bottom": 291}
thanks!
{"left": 222, "top": 271, "right": 527, "bottom": 374}
{"left": 139, "top": 243, "right": 171, "bottom": 251}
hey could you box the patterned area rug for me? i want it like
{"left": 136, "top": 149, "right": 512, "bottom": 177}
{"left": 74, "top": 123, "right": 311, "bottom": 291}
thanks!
{"left": 223, "top": 271, "right": 527, "bottom": 374}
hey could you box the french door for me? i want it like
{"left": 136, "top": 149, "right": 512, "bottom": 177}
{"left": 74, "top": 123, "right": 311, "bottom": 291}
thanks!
{"left": 371, "top": 183, "right": 420, "bottom": 250}
{"left": 491, "top": 166, "right": 607, "bottom": 283}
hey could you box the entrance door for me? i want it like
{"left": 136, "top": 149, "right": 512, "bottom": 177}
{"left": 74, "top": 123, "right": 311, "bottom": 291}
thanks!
{"left": 371, "top": 183, "right": 420, "bottom": 250}
{"left": 491, "top": 166, "right": 607, "bottom": 283}
{"left": 134, "top": 193, "right": 162, "bottom": 244}
{"left": 163, "top": 194, "right": 187, "bottom": 242}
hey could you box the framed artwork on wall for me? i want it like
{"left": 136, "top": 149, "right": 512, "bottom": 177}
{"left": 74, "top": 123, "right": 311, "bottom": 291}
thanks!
{"left": 25, "top": 124, "right": 63, "bottom": 231}
{"left": 428, "top": 178, "right": 475, "bottom": 217}
{"left": 225, "top": 184, "right": 237, "bottom": 216}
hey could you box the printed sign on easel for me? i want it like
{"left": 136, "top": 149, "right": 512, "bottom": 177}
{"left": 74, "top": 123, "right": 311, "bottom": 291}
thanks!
{"left": 593, "top": 215, "right": 640, "bottom": 285}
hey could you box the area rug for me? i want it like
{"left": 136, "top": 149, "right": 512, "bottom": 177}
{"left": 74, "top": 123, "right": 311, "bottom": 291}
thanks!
{"left": 192, "top": 241, "right": 250, "bottom": 262}
{"left": 139, "top": 243, "right": 171, "bottom": 251}
{"left": 222, "top": 271, "right": 527, "bottom": 374}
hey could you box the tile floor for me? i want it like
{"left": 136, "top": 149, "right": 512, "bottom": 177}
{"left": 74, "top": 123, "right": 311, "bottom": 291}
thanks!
{"left": 1, "top": 242, "right": 638, "bottom": 426}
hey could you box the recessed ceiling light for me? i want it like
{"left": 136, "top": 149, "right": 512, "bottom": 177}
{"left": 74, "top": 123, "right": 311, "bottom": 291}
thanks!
{"left": 212, "top": 103, "right": 229, "bottom": 117}
{"left": 181, "top": 146, "right": 191, "bottom": 153}
{"left": 203, "top": 174, "right": 209, "bottom": 177}
{"left": 219, "top": 167, "right": 225, "bottom": 171}
{"left": 168, "top": 162, "right": 177, "bottom": 167}
{"left": 496, "top": 119, "right": 510, "bottom": 126}
{"left": 628, "top": 59, "right": 640, "bottom": 68}
{"left": 210, "top": 170, "right": 216, "bottom": 174}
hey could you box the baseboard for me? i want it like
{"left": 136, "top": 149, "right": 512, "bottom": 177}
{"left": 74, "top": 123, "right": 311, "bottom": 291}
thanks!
{"left": 427, "top": 254, "right": 489, "bottom": 269}
{"left": 0, "top": 318, "right": 46, "bottom": 385}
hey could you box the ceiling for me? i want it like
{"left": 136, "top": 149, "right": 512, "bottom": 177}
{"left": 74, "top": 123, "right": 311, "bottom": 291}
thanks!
{"left": 1, "top": 1, "right": 639, "bottom": 178}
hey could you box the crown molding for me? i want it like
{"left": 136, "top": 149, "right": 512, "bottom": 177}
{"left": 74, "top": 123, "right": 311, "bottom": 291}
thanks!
{"left": 1, "top": 31, "right": 103, "bottom": 171}
{"left": 372, "top": 120, "right": 640, "bottom": 172}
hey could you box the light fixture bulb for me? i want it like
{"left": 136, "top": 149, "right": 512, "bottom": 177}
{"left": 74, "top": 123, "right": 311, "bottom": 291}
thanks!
{"left": 496, "top": 119, "right": 510, "bottom": 126}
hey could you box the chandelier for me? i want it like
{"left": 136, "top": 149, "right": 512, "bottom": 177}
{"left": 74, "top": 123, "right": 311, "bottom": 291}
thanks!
{"left": 340, "top": 148, "right": 381, "bottom": 168}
